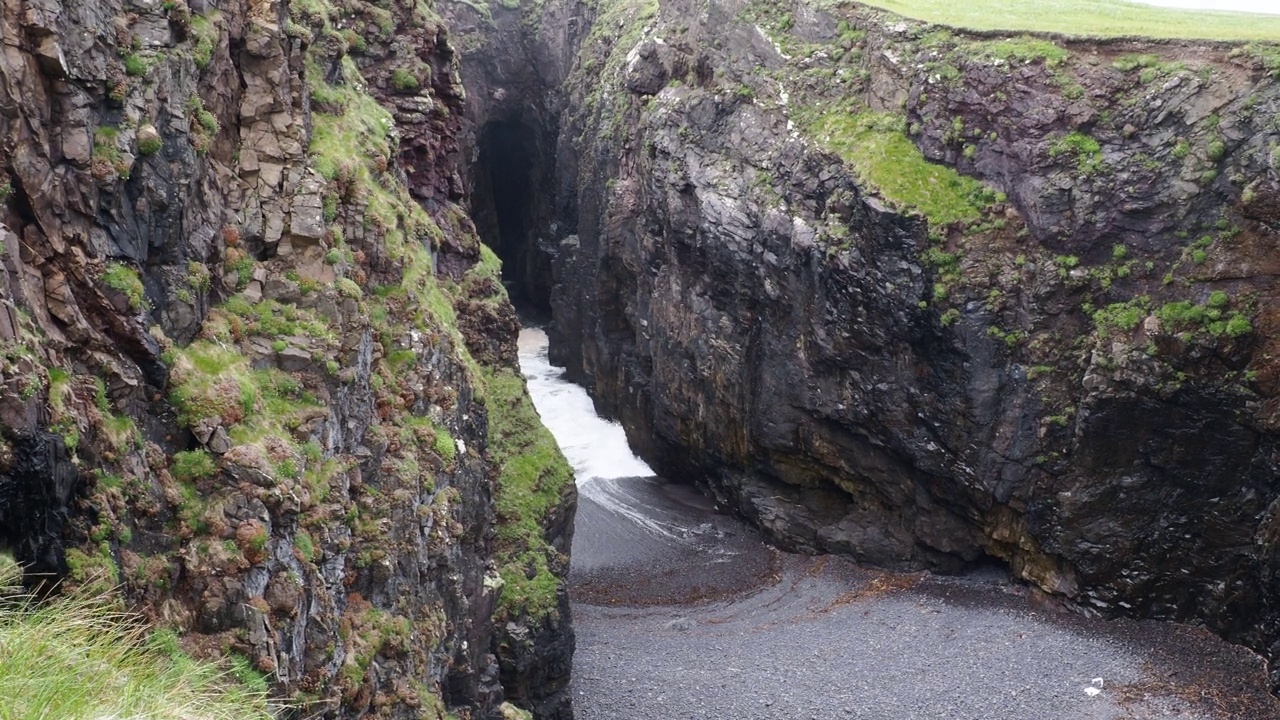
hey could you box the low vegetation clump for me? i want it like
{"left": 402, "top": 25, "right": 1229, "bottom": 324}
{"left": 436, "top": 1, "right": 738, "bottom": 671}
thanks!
{"left": 1093, "top": 296, "right": 1150, "bottom": 338}
{"left": 92, "top": 127, "right": 132, "bottom": 180}
{"left": 1092, "top": 292, "right": 1252, "bottom": 340}
{"left": 0, "top": 554, "right": 272, "bottom": 720}
{"left": 123, "top": 54, "right": 147, "bottom": 77}
{"left": 171, "top": 448, "right": 217, "bottom": 482}
{"left": 1240, "top": 43, "right": 1280, "bottom": 78}
{"left": 102, "top": 262, "right": 148, "bottom": 310}
{"left": 1048, "top": 131, "right": 1104, "bottom": 176}
{"left": 189, "top": 96, "right": 220, "bottom": 154}
{"left": 189, "top": 12, "right": 220, "bottom": 69}
{"left": 1156, "top": 299, "right": 1252, "bottom": 338}
{"left": 138, "top": 134, "right": 163, "bottom": 156}
{"left": 389, "top": 68, "right": 420, "bottom": 92}
{"left": 807, "top": 110, "right": 997, "bottom": 226}
{"left": 167, "top": 339, "right": 324, "bottom": 445}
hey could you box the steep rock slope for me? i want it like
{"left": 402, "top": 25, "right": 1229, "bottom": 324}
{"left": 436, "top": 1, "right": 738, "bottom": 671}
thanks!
{"left": 433, "top": 2, "right": 596, "bottom": 715}
{"left": 0, "top": 0, "right": 574, "bottom": 716}
{"left": 547, "top": 0, "right": 1280, "bottom": 686}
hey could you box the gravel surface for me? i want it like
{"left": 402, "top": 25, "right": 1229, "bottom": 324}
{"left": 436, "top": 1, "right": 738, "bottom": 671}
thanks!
{"left": 569, "top": 476, "right": 1279, "bottom": 720}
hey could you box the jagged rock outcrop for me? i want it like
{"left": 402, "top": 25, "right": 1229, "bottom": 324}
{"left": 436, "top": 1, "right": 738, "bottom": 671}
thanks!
{"left": 0, "top": 0, "right": 575, "bottom": 717}
{"left": 536, "top": 0, "right": 1280, "bottom": 688}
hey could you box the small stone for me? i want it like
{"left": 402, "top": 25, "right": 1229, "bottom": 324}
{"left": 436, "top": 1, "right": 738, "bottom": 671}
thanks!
{"left": 207, "top": 426, "right": 232, "bottom": 455}
{"left": 278, "top": 346, "right": 312, "bottom": 372}
{"left": 137, "top": 124, "right": 162, "bottom": 151}
{"left": 34, "top": 35, "right": 68, "bottom": 78}
{"left": 192, "top": 418, "right": 217, "bottom": 444}
{"left": 263, "top": 275, "right": 300, "bottom": 302}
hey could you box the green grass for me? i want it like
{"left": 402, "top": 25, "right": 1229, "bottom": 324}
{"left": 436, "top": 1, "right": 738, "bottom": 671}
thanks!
{"left": 484, "top": 369, "right": 574, "bottom": 620}
{"left": 1092, "top": 293, "right": 1252, "bottom": 340}
{"left": 138, "top": 134, "right": 163, "bottom": 156}
{"left": 0, "top": 554, "right": 272, "bottom": 720}
{"left": 171, "top": 449, "right": 217, "bottom": 483}
{"left": 1156, "top": 299, "right": 1252, "bottom": 337}
{"left": 189, "top": 12, "right": 220, "bottom": 69}
{"left": 807, "top": 110, "right": 995, "bottom": 226}
{"left": 967, "top": 36, "right": 1069, "bottom": 66}
{"left": 218, "top": 297, "right": 335, "bottom": 342}
{"left": 293, "top": 529, "right": 316, "bottom": 562}
{"left": 102, "top": 262, "right": 148, "bottom": 311}
{"left": 1048, "top": 130, "right": 1105, "bottom": 175}
{"left": 167, "top": 338, "right": 324, "bottom": 472}
{"left": 389, "top": 68, "right": 420, "bottom": 92}
{"left": 850, "top": 0, "right": 1280, "bottom": 41}
{"left": 433, "top": 423, "right": 457, "bottom": 463}
{"left": 309, "top": 58, "right": 394, "bottom": 181}
{"left": 123, "top": 54, "right": 147, "bottom": 77}
{"left": 1093, "top": 297, "right": 1150, "bottom": 337}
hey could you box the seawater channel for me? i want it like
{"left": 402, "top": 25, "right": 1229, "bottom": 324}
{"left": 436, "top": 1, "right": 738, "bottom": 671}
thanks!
{"left": 516, "top": 328, "right": 1279, "bottom": 720}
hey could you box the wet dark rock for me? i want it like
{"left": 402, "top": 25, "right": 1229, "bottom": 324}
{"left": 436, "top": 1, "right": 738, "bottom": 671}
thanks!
{"left": 540, "top": 0, "right": 1280, "bottom": 690}
{"left": 0, "top": 0, "right": 576, "bottom": 716}
{"left": 0, "top": 433, "right": 81, "bottom": 579}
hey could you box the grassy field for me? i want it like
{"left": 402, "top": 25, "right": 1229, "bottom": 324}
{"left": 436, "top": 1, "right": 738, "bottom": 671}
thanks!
{"left": 849, "top": 0, "right": 1280, "bottom": 40}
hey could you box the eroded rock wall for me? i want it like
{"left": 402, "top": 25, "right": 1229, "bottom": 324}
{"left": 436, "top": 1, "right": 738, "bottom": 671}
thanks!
{"left": 442, "top": 0, "right": 590, "bottom": 315}
{"left": 0, "top": 0, "right": 575, "bottom": 716}
{"left": 545, "top": 0, "right": 1280, "bottom": 685}
{"left": 431, "top": 2, "right": 598, "bottom": 714}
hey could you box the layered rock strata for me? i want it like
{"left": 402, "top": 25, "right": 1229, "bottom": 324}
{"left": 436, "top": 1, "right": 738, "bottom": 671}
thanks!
{"left": 540, "top": 0, "right": 1280, "bottom": 687}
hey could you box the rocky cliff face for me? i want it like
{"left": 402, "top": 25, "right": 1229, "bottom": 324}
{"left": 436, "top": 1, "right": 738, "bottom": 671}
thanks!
{"left": 435, "top": 3, "right": 594, "bottom": 716}
{"left": 0, "top": 0, "right": 575, "bottom": 716}
{"left": 541, "top": 0, "right": 1280, "bottom": 687}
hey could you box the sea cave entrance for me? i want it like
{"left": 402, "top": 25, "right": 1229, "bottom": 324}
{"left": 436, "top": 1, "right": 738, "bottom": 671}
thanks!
{"left": 470, "top": 118, "right": 555, "bottom": 319}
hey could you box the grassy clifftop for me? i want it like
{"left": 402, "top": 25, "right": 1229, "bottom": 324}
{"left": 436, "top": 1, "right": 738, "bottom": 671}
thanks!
{"left": 850, "top": 0, "right": 1280, "bottom": 40}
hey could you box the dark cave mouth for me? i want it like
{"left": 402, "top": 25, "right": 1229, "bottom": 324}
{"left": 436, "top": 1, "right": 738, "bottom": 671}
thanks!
{"left": 471, "top": 119, "right": 554, "bottom": 319}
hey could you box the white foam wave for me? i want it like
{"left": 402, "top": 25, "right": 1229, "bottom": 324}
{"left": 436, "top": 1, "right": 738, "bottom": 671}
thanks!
{"left": 517, "top": 328, "right": 655, "bottom": 485}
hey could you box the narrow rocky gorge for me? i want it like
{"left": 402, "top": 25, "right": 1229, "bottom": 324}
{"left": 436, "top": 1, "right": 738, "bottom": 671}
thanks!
{"left": 0, "top": 0, "right": 575, "bottom": 716}
{"left": 3, "top": 0, "right": 1280, "bottom": 716}
{"left": 446, "top": 0, "right": 1280, "bottom": 696}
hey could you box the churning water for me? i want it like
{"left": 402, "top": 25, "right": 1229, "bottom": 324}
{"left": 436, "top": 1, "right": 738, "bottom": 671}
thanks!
{"left": 517, "top": 328, "right": 701, "bottom": 542}
{"left": 521, "top": 330, "right": 1278, "bottom": 719}
{"left": 516, "top": 328, "right": 653, "bottom": 483}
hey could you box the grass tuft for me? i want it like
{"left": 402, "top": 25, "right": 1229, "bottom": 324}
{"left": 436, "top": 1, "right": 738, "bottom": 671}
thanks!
{"left": 102, "top": 262, "right": 148, "bottom": 311}
{"left": 807, "top": 110, "right": 996, "bottom": 226}
{"left": 0, "top": 553, "right": 273, "bottom": 720}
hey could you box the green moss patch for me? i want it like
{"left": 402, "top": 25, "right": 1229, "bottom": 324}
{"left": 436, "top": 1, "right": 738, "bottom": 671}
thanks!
{"left": 807, "top": 110, "right": 995, "bottom": 226}
{"left": 483, "top": 369, "right": 574, "bottom": 620}
{"left": 101, "top": 262, "right": 148, "bottom": 311}
{"left": 1048, "top": 131, "right": 1105, "bottom": 176}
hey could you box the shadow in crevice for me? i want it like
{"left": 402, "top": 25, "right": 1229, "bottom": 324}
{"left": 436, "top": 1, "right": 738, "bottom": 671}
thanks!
{"left": 471, "top": 118, "right": 555, "bottom": 317}
{"left": 0, "top": 432, "right": 82, "bottom": 587}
